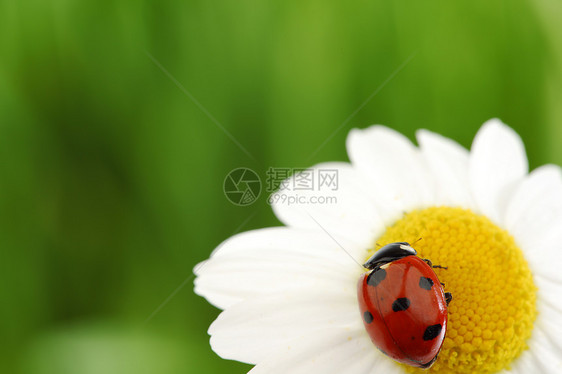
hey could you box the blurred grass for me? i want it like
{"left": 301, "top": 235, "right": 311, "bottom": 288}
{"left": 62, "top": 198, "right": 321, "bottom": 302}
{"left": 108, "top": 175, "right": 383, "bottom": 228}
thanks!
{"left": 0, "top": 0, "right": 561, "bottom": 373}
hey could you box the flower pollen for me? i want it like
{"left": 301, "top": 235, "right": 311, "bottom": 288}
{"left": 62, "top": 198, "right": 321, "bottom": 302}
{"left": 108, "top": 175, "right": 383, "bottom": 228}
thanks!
{"left": 371, "top": 207, "right": 537, "bottom": 374}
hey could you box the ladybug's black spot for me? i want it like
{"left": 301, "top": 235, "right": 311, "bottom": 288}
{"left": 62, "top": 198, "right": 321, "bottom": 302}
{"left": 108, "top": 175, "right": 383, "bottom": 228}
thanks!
{"left": 363, "top": 311, "right": 374, "bottom": 324}
{"left": 419, "top": 277, "right": 434, "bottom": 290}
{"left": 423, "top": 324, "right": 442, "bottom": 341}
{"left": 392, "top": 297, "right": 411, "bottom": 312}
{"left": 367, "top": 268, "right": 386, "bottom": 287}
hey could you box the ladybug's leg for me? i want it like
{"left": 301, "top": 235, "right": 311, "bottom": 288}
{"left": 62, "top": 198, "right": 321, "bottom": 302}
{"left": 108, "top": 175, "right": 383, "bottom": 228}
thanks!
{"left": 440, "top": 282, "right": 445, "bottom": 287}
{"left": 445, "top": 292, "right": 453, "bottom": 306}
{"left": 423, "top": 258, "right": 448, "bottom": 269}
{"left": 432, "top": 264, "right": 448, "bottom": 270}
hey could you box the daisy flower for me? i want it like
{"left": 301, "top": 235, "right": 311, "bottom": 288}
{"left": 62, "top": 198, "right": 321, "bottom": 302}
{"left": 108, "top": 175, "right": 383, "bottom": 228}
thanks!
{"left": 194, "top": 119, "right": 562, "bottom": 374}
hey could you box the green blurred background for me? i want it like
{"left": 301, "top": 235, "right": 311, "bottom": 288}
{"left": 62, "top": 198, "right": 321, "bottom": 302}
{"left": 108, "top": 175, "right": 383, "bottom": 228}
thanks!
{"left": 1, "top": 1, "right": 562, "bottom": 373}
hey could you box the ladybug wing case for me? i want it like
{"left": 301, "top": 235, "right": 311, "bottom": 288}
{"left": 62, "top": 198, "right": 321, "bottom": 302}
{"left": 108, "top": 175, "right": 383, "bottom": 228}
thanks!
{"left": 357, "top": 256, "right": 448, "bottom": 368}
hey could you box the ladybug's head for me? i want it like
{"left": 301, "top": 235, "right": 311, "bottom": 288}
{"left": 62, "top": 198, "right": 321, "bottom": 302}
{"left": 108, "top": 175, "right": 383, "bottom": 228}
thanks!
{"left": 363, "top": 242, "right": 417, "bottom": 270}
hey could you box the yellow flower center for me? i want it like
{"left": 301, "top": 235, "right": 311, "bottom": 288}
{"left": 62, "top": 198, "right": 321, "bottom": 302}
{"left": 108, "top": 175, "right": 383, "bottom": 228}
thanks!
{"left": 370, "top": 207, "right": 537, "bottom": 374}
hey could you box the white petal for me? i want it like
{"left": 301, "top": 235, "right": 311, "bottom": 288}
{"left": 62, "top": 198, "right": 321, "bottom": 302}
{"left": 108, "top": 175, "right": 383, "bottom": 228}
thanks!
{"left": 347, "top": 125, "right": 436, "bottom": 217}
{"left": 470, "top": 119, "right": 528, "bottom": 224}
{"left": 509, "top": 348, "right": 549, "bottom": 374}
{"left": 271, "top": 162, "right": 386, "bottom": 248}
{"left": 532, "top": 262, "right": 562, "bottom": 285}
{"left": 510, "top": 326, "right": 562, "bottom": 373}
{"left": 530, "top": 329, "right": 562, "bottom": 373}
{"left": 528, "top": 213, "right": 562, "bottom": 283}
{"left": 506, "top": 164, "right": 562, "bottom": 250}
{"left": 537, "top": 303, "right": 562, "bottom": 353}
{"left": 526, "top": 232, "right": 562, "bottom": 284}
{"left": 209, "top": 289, "right": 359, "bottom": 364}
{"left": 194, "top": 228, "right": 362, "bottom": 309}
{"left": 249, "top": 327, "right": 402, "bottom": 374}
{"left": 535, "top": 276, "right": 562, "bottom": 314}
{"left": 416, "top": 129, "right": 475, "bottom": 208}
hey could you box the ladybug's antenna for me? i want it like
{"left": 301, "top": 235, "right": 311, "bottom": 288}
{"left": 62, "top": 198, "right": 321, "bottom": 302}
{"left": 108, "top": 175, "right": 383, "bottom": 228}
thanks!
{"left": 375, "top": 242, "right": 382, "bottom": 248}
{"left": 412, "top": 237, "right": 423, "bottom": 246}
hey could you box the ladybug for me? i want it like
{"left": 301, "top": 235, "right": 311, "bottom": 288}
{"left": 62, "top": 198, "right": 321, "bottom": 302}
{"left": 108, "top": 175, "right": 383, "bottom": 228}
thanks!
{"left": 357, "top": 242, "right": 452, "bottom": 369}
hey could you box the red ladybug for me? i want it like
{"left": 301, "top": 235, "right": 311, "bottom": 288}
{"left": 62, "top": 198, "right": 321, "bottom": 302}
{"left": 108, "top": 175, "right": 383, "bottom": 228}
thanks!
{"left": 357, "top": 242, "right": 452, "bottom": 369}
